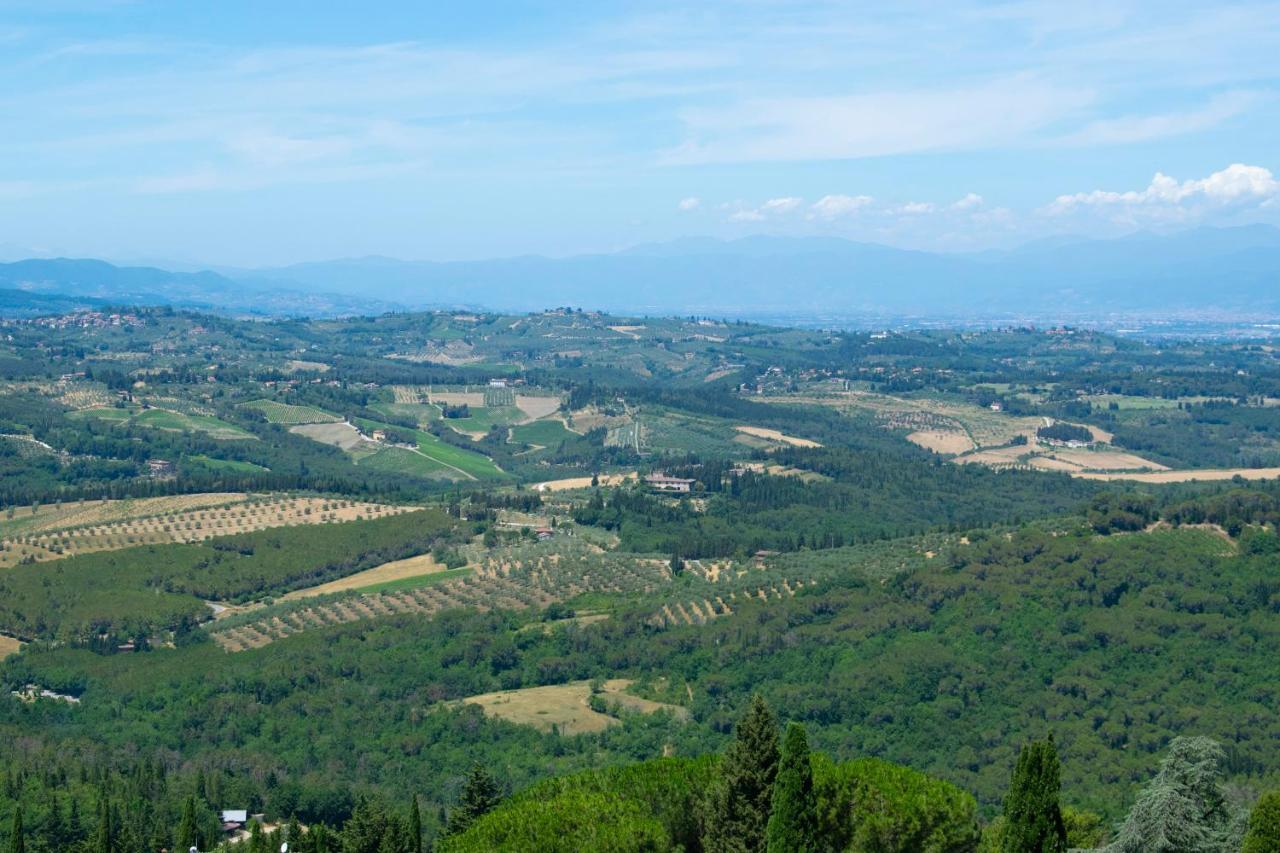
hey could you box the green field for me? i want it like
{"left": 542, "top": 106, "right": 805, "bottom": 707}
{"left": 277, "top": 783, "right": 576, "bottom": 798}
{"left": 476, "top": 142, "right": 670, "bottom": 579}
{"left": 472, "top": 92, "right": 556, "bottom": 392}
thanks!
{"left": 241, "top": 399, "right": 342, "bottom": 424}
{"left": 510, "top": 418, "right": 576, "bottom": 447}
{"left": 356, "top": 566, "right": 472, "bottom": 594}
{"left": 74, "top": 407, "right": 255, "bottom": 439}
{"left": 441, "top": 405, "right": 523, "bottom": 435}
{"left": 354, "top": 417, "right": 506, "bottom": 479}
{"left": 370, "top": 401, "right": 442, "bottom": 426}
{"left": 184, "top": 454, "right": 270, "bottom": 473}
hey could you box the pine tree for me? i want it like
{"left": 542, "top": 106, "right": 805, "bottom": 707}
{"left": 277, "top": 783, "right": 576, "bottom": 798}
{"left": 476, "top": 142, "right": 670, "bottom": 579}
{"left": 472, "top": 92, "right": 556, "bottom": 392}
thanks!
{"left": 176, "top": 794, "right": 198, "bottom": 851}
{"left": 1001, "top": 735, "right": 1066, "bottom": 853}
{"left": 446, "top": 765, "right": 503, "bottom": 837}
{"left": 8, "top": 805, "right": 24, "bottom": 853}
{"left": 703, "top": 694, "right": 781, "bottom": 853}
{"left": 1243, "top": 791, "right": 1280, "bottom": 853}
{"left": 766, "top": 722, "right": 817, "bottom": 853}
{"left": 408, "top": 797, "right": 422, "bottom": 853}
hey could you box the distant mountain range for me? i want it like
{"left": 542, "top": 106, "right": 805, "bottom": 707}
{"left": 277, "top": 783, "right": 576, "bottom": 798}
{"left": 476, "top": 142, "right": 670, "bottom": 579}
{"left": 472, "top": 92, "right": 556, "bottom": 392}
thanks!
{"left": 3, "top": 225, "right": 1279, "bottom": 321}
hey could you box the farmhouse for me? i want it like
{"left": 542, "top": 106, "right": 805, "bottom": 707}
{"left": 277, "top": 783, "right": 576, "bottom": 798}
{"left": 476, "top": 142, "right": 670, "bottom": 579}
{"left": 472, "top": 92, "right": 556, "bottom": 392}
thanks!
{"left": 645, "top": 474, "right": 695, "bottom": 493}
{"left": 146, "top": 459, "right": 176, "bottom": 477}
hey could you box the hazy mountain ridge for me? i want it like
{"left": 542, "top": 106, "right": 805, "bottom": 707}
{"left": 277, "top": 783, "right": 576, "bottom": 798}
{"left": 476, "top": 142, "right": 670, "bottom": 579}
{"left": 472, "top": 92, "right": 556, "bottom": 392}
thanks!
{"left": 4, "top": 225, "right": 1279, "bottom": 319}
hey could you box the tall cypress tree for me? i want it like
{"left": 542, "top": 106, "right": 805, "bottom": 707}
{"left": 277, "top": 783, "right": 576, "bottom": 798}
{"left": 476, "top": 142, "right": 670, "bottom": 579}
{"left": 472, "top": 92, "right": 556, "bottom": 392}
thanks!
{"left": 408, "top": 796, "right": 422, "bottom": 853}
{"left": 175, "top": 794, "right": 198, "bottom": 851}
{"left": 92, "top": 789, "right": 112, "bottom": 853}
{"left": 1002, "top": 735, "right": 1067, "bottom": 853}
{"left": 703, "top": 694, "right": 781, "bottom": 853}
{"left": 8, "top": 805, "right": 23, "bottom": 853}
{"left": 446, "top": 765, "right": 503, "bottom": 837}
{"left": 766, "top": 722, "right": 817, "bottom": 853}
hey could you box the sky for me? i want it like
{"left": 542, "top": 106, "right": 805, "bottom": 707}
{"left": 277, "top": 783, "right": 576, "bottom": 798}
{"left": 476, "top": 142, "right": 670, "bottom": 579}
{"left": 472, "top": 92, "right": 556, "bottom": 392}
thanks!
{"left": 1, "top": 0, "right": 1279, "bottom": 266}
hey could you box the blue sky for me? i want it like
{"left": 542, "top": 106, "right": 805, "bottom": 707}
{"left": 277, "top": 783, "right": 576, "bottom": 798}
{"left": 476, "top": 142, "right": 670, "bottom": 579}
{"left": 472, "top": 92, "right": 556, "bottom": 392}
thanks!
{"left": 1, "top": 1, "right": 1279, "bottom": 265}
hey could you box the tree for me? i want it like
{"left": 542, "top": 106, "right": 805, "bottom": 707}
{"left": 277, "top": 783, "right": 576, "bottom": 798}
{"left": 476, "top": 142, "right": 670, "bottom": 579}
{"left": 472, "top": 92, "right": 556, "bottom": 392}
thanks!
{"left": 703, "top": 694, "right": 780, "bottom": 853}
{"left": 1241, "top": 790, "right": 1280, "bottom": 853}
{"left": 176, "top": 794, "right": 198, "bottom": 851}
{"left": 766, "top": 722, "right": 817, "bottom": 853}
{"left": 8, "top": 805, "right": 23, "bottom": 853}
{"left": 1001, "top": 735, "right": 1066, "bottom": 853}
{"left": 1106, "top": 737, "right": 1243, "bottom": 853}
{"left": 92, "top": 790, "right": 112, "bottom": 853}
{"left": 446, "top": 766, "right": 502, "bottom": 837}
{"left": 408, "top": 797, "right": 422, "bottom": 853}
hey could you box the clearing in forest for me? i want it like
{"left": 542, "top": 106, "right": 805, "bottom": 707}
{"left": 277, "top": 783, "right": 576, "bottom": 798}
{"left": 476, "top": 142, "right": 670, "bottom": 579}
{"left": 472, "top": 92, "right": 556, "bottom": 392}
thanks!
{"left": 283, "top": 552, "right": 448, "bottom": 599}
{"left": 458, "top": 678, "right": 687, "bottom": 735}
{"left": 0, "top": 636, "right": 21, "bottom": 659}
{"left": 734, "top": 426, "right": 822, "bottom": 448}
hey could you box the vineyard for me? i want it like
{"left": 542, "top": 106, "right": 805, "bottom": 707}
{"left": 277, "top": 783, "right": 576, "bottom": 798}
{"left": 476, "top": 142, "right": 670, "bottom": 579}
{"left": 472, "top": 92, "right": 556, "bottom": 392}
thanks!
{"left": 241, "top": 399, "right": 342, "bottom": 424}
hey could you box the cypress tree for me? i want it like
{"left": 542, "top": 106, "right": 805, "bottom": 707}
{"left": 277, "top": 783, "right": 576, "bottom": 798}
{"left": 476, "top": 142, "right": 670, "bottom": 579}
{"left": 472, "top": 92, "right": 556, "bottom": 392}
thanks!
{"left": 408, "top": 796, "right": 422, "bottom": 853}
{"left": 766, "top": 722, "right": 817, "bottom": 853}
{"left": 176, "top": 794, "right": 198, "bottom": 851}
{"left": 8, "top": 805, "right": 23, "bottom": 853}
{"left": 92, "top": 789, "right": 112, "bottom": 853}
{"left": 1243, "top": 791, "right": 1280, "bottom": 853}
{"left": 703, "top": 694, "right": 781, "bottom": 853}
{"left": 1002, "top": 735, "right": 1066, "bottom": 853}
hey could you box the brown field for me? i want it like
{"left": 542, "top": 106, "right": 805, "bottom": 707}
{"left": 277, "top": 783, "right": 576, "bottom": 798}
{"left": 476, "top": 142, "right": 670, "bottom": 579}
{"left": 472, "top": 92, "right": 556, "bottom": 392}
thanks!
{"left": 1047, "top": 448, "right": 1168, "bottom": 471}
{"left": 458, "top": 678, "right": 687, "bottom": 735}
{"left": 907, "top": 429, "right": 975, "bottom": 455}
{"left": 283, "top": 552, "right": 445, "bottom": 600}
{"left": 290, "top": 421, "right": 371, "bottom": 452}
{"left": 1074, "top": 467, "right": 1280, "bottom": 483}
{"left": 514, "top": 394, "right": 561, "bottom": 421}
{"left": 0, "top": 636, "right": 21, "bottom": 659}
{"left": 608, "top": 325, "right": 644, "bottom": 338}
{"left": 428, "top": 392, "right": 486, "bottom": 407}
{"left": 533, "top": 472, "right": 636, "bottom": 492}
{"left": 0, "top": 495, "right": 415, "bottom": 568}
{"left": 734, "top": 426, "right": 822, "bottom": 448}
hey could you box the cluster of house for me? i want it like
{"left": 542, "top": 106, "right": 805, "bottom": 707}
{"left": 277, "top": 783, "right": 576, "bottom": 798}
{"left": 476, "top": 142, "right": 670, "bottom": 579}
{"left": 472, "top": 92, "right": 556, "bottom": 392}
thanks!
{"left": 14, "top": 311, "right": 145, "bottom": 330}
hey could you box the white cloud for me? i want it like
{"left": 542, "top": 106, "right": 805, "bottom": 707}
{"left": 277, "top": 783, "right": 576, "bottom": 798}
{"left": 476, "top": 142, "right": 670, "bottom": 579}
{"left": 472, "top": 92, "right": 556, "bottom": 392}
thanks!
{"left": 728, "top": 208, "right": 765, "bottom": 222}
{"left": 761, "top": 196, "right": 803, "bottom": 213}
{"left": 952, "top": 193, "right": 984, "bottom": 210}
{"left": 810, "top": 194, "right": 873, "bottom": 218}
{"left": 892, "top": 201, "right": 937, "bottom": 215}
{"left": 665, "top": 77, "right": 1093, "bottom": 164}
{"left": 1045, "top": 163, "right": 1280, "bottom": 215}
{"left": 1058, "top": 92, "right": 1259, "bottom": 147}
{"left": 677, "top": 196, "right": 700, "bottom": 211}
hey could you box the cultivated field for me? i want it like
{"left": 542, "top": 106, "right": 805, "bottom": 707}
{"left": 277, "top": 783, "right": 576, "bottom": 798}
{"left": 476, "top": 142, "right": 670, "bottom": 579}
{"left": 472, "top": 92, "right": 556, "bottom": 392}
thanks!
{"left": 0, "top": 494, "right": 415, "bottom": 568}
{"left": 907, "top": 430, "right": 976, "bottom": 454}
{"left": 75, "top": 407, "right": 256, "bottom": 440}
{"left": 1074, "top": 467, "right": 1280, "bottom": 483}
{"left": 734, "top": 425, "right": 822, "bottom": 448}
{"left": 282, "top": 552, "right": 447, "bottom": 599}
{"left": 533, "top": 473, "right": 636, "bottom": 492}
{"left": 458, "top": 678, "right": 687, "bottom": 735}
{"left": 291, "top": 421, "right": 371, "bottom": 452}
{"left": 242, "top": 400, "right": 341, "bottom": 424}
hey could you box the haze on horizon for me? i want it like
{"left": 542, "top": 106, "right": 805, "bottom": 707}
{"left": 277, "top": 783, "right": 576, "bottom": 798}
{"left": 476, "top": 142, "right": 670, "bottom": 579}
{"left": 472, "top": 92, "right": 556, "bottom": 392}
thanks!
{"left": 2, "top": 1, "right": 1279, "bottom": 268}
